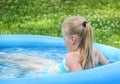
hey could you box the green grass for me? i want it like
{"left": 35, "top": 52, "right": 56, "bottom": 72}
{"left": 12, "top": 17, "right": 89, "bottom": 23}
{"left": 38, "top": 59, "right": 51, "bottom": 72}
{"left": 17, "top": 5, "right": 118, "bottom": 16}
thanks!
{"left": 0, "top": 0, "right": 120, "bottom": 48}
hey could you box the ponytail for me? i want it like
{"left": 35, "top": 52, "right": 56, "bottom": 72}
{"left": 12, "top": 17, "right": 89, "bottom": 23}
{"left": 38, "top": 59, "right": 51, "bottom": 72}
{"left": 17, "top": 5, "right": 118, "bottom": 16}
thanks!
{"left": 79, "top": 22, "right": 95, "bottom": 69}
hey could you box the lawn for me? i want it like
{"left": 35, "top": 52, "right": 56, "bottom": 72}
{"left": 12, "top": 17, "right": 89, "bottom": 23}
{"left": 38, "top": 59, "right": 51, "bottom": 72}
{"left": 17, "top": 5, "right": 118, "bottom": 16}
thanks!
{"left": 0, "top": 0, "right": 120, "bottom": 48}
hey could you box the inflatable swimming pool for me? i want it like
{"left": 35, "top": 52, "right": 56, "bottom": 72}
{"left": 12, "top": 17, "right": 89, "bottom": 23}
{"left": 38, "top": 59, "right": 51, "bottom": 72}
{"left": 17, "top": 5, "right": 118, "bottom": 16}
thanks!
{"left": 0, "top": 34, "right": 120, "bottom": 84}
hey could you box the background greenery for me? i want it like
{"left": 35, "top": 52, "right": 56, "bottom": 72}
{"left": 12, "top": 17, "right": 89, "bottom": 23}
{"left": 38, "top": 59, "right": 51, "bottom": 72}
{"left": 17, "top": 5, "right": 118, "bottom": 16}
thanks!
{"left": 0, "top": 0, "right": 120, "bottom": 48}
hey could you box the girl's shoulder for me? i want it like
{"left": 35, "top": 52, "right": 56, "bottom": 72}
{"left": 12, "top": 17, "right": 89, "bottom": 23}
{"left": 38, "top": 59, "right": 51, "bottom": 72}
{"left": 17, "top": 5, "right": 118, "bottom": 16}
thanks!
{"left": 65, "top": 51, "right": 80, "bottom": 62}
{"left": 66, "top": 52, "right": 80, "bottom": 58}
{"left": 64, "top": 52, "right": 82, "bottom": 72}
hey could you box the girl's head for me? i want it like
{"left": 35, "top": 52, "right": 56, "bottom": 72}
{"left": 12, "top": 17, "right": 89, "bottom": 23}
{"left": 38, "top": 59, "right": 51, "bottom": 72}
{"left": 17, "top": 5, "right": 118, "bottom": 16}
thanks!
{"left": 62, "top": 16, "right": 95, "bottom": 69}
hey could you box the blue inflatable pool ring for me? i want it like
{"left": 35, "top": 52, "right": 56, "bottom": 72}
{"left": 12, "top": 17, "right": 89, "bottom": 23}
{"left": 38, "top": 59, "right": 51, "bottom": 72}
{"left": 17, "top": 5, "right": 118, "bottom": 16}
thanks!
{"left": 0, "top": 34, "right": 120, "bottom": 84}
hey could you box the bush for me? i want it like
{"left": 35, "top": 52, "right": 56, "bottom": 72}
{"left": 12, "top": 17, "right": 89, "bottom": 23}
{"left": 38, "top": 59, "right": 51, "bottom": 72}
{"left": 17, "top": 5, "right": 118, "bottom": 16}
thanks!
{"left": 0, "top": 0, "right": 120, "bottom": 48}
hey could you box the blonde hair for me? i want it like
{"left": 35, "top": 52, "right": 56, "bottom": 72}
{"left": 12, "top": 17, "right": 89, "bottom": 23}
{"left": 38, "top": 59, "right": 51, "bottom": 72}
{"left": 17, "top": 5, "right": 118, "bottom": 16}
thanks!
{"left": 62, "top": 16, "right": 95, "bottom": 69}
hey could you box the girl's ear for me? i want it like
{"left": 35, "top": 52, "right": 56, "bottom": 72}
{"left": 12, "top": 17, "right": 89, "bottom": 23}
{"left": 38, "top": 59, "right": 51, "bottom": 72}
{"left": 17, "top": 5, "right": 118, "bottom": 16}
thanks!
{"left": 71, "top": 35, "right": 76, "bottom": 44}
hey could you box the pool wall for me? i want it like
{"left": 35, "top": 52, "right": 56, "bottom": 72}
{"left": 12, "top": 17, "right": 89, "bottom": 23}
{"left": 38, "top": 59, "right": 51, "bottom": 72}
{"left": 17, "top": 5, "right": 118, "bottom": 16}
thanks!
{"left": 0, "top": 34, "right": 120, "bottom": 84}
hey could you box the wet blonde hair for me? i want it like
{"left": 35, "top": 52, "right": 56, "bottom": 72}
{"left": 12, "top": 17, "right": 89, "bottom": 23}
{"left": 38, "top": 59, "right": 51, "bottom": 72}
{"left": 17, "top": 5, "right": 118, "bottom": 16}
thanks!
{"left": 62, "top": 16, "right": 95, "bottom": 69}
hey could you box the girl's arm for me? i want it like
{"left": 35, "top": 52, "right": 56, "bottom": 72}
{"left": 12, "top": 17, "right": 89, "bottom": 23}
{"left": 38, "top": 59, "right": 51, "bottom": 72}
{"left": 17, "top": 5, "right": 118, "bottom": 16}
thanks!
{"left": 94, "top": 47, "right": 109, "bottom": 65}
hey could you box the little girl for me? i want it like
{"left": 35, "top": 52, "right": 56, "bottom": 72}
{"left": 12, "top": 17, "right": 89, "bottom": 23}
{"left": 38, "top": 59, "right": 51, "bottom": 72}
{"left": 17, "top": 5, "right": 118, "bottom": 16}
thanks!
{"left": 0, "top": 16, "right": 109, "bottom": 74}
{"left": 61, "top": 16, "right": 109, "bottom": 71}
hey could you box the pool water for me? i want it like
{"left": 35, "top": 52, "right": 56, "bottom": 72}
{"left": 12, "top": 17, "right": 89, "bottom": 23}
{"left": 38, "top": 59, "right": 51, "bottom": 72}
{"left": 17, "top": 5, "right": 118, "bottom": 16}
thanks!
{"left": 0, "top": 46, "right": 120, "bottom": 79}
{"left": 0, "top": 47, "right": 67, "bottom": 78}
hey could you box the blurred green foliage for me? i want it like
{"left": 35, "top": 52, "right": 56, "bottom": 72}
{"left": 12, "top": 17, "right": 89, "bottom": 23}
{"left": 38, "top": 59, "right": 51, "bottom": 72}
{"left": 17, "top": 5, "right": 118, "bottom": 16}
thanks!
{"left": 0, "top": 0, "right": 120, "bottom": 48}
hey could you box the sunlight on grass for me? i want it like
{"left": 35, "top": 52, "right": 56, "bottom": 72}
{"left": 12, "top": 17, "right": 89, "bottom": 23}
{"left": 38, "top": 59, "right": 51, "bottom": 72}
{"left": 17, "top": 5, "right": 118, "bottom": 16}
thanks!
{"left": 0, "top": 0, "right": 120, "bottom": 48}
